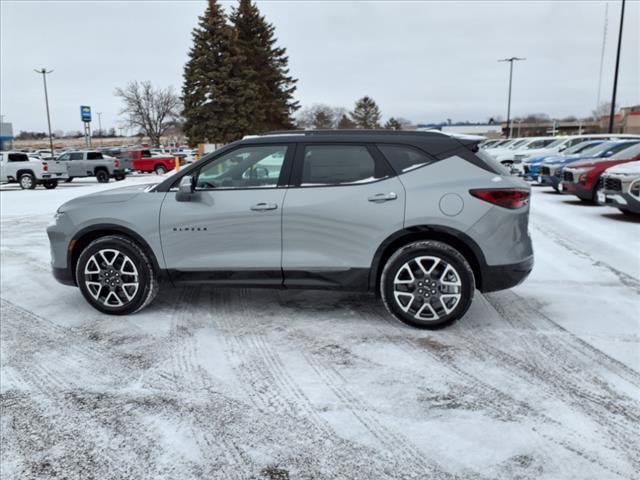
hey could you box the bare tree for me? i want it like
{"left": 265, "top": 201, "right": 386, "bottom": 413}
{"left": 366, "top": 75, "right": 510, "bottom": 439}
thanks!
{"left": 115, "top": 81, "right": 181, "bottom": 147}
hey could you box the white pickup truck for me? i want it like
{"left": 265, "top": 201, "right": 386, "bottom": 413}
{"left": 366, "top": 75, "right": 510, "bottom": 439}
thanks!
{"left": 0, "top": 151, "right": 68, "bottom": 189}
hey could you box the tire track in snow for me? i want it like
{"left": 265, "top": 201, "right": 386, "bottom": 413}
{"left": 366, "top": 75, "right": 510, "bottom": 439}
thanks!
{"left": 211, "top": 288, "right": 448, "bottom": 479}
{"left": 354, "top": 300, "right": 635, "bottom": 479}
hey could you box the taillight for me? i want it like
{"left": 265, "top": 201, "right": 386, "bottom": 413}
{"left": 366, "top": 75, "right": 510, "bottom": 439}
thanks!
{"left": 114, "top": 159, "right": 120, "bottom": 168}
{"left": 470, "top": 188, "right": 529, "bottom": 209}
{"left": 42, "top": 161, "right": 48, "bottom": 171}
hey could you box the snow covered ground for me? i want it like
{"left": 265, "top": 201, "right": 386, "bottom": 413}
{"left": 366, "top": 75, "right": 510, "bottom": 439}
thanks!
{"left": 1, "top": 177, "right": 639, "bottom": 480}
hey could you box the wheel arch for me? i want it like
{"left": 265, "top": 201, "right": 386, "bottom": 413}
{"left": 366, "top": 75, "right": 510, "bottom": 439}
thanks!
{"left": 369, "top": 225, "right": 486, "bottom": 292}
{"left": 68, "top": 224, "right": 161, "bottom": 284}
{"left": 16, "top": 169, "right": 36, "bottom": 178}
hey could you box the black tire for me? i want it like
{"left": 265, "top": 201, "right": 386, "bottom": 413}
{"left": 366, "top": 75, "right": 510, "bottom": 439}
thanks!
{"left": 618, "top": 208, "right": 638, "bottom": 216}
{"left": 114, "top": 174, "right": 126, "bottom": 181}
{"left": 19, "top": 173, "right": 36, "bottom": 190}
{"left": 380, "top": 240, "right": 475, "bottom": 329}
{"left": 43, "top": 180, "right": 58, "bottom": 189}
{"left": 65, "top": 177, "right": 74, "bottom": 183}
{"left": 154, "top": 164, "right": 167, "bottom": 175}
{"left": 75, "top": 235, "right": 158, "bottom": 315}
{"left": 95, "top": 169, "right": 109, "bottom": 183}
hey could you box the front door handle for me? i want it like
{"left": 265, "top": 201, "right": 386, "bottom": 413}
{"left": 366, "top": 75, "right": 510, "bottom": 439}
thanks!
{"left": 250, "top": 202, "right": 278, "bottom": 212}
{"left": 368, "top": 192, "right": 398, "bottom": 203}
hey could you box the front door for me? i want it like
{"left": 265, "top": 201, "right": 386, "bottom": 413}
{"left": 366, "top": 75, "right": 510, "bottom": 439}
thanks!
{"left": 159, "top": 144, "right": 292, "bottom": 286}
{"left": 66, "top": 152, "right": 85, "bottom": 177}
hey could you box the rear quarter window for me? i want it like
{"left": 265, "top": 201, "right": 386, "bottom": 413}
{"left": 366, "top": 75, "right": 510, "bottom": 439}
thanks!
{"left": 377, "top": 144, "right": 434, "bottom": 173}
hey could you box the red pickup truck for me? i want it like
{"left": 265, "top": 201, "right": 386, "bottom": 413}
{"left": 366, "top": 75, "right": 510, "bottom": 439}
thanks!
{"left": 121, "top": 149, "right": 177, "bottom": 175}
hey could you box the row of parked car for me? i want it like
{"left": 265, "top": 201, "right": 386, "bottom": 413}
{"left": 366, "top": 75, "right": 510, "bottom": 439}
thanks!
{"left": 479, "top": 134, "right": 640, "bottom": 215}
{"left": 0, "top": 148, "right": 186, "bottom": 189}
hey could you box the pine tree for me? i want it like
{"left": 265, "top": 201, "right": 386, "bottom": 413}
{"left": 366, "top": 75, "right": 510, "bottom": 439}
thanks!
{"left": 351, "top": 96, "right": 381, "bottom": 129}
{"left": 230, "top": 0, "right": 299, "bottom": 132}
{"left": 337, "top": 114, "right": 356, "bottom": 129}
{"left": 182, "top": 0, "right": 258, "bottom": 144}
{"left": 384, "top": 117, "right": 402, "bottom": 130}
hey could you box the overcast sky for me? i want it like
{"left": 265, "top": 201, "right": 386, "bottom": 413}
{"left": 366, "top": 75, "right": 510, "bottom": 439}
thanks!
{"left": 1, "top": 1, "right": 638, "bottom": 133}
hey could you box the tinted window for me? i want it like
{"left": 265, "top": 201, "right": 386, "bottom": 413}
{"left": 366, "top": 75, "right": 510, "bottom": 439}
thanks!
{"left": 87, "top": 152, "right": 103, "bottom": 160}
{"left": 8, "top": 153, "right": 29, "bottom": 162}
{"left": 141, "top": 150, "right": 152, "bottom": 158}
{"left": 196, "top": 145, "right": 287, "bottom": 189}
{"left": 378, "top": 144, "right": 433, "bottom": 173}
{"left": 69, "top": 153, "right": 84, "bottom": 160}
{"left": 301, "top": 145, "right": 378, "bottom": 185}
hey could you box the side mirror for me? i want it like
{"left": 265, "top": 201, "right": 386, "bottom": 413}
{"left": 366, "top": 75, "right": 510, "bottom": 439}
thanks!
{"left": 558, "top": 145, "right": 567, "bottom": 152}
{"left": 176, "top": 175, "right": 194, "bottom": 202}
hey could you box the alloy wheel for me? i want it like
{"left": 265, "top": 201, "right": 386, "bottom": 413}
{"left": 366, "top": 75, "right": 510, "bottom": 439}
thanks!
{"left": 84, "top": 249, "right": 139, "bottom": 307}
{"left": 392, "top": 256, "right": 462, "bottom": 321}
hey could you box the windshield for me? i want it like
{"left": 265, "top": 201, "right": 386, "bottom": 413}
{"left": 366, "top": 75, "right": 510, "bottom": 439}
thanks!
{"left": 565, "top": 141, "right": 604, "bottom": 156}
{"left": 610, "top": 142, "right": 640, "bottom": 160}
{"left": 509, "top": 139, "right": 528, "bottom": 149}
{"left": 545, "top": 138, "right": 570, "bottom": 149}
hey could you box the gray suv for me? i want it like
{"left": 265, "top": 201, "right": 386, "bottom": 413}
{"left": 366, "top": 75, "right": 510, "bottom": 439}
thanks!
{"left": 47, "top": 131, "right": 533, "bottom": 328}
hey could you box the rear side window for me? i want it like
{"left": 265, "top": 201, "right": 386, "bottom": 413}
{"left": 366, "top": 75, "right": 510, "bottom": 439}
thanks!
{"left": 7, "top": 153, "right": 29, "bottom": 162}
{"left": 70, "top": 152, "right": 84, "bottom": 160}
{"left": 141, "top": 150, "right": 152, "bottom": 158}
{"left": 87, "top": 152, "right": 103, "bottom": 160}
{"left": 301, "top": 145, "right": 380, "bottom": 186}
{"left": 378, "top": 144, "right": 433, "bottom": 173}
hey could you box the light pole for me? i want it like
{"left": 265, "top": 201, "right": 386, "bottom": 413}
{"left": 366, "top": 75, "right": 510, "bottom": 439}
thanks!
{"left": 608, "top": 0, "right": 626, "bottom": 133}
{"left": 498, "top": 57, "right": 526, "bottom": 138}
{"left": 97, "top": 112, "right": 103, "bottom": 144}
{"left": 34, "top": 68, "right": 55, "bottom": 156}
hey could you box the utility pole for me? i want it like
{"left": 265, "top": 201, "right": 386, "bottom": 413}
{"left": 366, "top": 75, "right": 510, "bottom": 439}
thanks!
{"left": 34, "top": 68, "right": 55, "bottom": 156}
{"left": 498, "top": 57, "right": 526, "bottom": 138}
{"left": 97, "top": 112, "right": 103, "bottom": 144}
{"left": 608, "top": 0, "right": 626, "bottom": 133}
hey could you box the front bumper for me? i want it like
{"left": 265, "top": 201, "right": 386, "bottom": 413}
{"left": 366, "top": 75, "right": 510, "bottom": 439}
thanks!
{"left": 561, "top": 181, "right": 593, "bottom": 200}
{"left": 601, "top": 190, "right": 640, "bottom": 213}
{"left": 480, "top": 256, "right": 534, "bottom": 293}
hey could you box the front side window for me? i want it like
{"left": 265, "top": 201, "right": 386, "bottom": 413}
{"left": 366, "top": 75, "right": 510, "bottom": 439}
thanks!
{"left": 57, "top": 153, "right": 70, "bottom": 161}
{"left": 301, "top": 145, "right": 380, "bottom": 186}
{"left": 141, "top": 150, "right": 152, "bottom": 158}
{"left": 378, "top": 144, "right": 433, "bottom": 173}
{"left": 196, "top": 145, "right": 287, "bottom": 189}
{"left": 69, "top": 152, "right": 84, "bottom": 161}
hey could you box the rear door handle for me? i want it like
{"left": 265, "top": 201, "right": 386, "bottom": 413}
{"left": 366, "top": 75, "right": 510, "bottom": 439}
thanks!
{"left": 368, "top": 192, "right": 398, "bottom": 203}
{"left": 250, "top": 202, "right": 278, "bottom": 211}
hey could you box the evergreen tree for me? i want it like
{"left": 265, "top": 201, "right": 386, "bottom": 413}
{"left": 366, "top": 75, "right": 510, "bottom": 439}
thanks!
{"left": 231, "top": 0, "right": 299, "bottom": 132}
{"left": 384, "top": 117, "right": 402, "bottom": 130}
{"left": 351, "top": 96, "right": 381, "bottom": 129}
{"left": 182, "top": 0, "right": 258, "bottom": 144}
{"left": 336, "top": 114, "right": 356, "bottom": 129}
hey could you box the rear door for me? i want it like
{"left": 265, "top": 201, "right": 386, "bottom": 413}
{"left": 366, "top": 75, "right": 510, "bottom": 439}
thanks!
{"left": 281, "top": 143, "right": 405, "bottom": 288}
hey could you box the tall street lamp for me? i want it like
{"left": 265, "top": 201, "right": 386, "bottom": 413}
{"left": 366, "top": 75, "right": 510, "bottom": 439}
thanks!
{"left": 498, "top": 57, "right": 526, "bottom": 138}
{"left": 608, "top": 0, "right": 626, "bottom": 133}
{"left": 97, "top": 112, "right": 103, "bottom": 144}
{"left": 34, "top": 68, "right": 55, "bottom": 156}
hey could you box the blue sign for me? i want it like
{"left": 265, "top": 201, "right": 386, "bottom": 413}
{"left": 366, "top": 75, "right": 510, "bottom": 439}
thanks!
{"left": 80, "top": 105, "right": 92, "bottom": 123}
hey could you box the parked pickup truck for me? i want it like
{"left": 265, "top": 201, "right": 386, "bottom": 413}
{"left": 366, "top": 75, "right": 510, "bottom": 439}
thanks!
{"left": 121, "top": 149, "right": 177, "bottom": 174}
{"left": 0, "top": 151, "right": 68, "bottom": 189}
{"left": 57, "top": 150, "right": 126, "bottom": 183}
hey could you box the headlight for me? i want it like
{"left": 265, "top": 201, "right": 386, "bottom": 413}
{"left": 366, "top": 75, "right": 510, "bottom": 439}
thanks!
{"left": 54, "top": 211, "right": 65, "bottom": 222}
{"left": 630, "top": 180, "right": 640, "bottom": 198}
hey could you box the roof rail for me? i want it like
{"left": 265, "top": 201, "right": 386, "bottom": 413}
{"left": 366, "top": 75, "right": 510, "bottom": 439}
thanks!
{"left": 260, "top": 129, "right": 444, "bottom": 137}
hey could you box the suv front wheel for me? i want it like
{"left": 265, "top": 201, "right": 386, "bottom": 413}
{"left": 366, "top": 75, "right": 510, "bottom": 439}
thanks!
{"left": 75, "top": 235, "right": 158, "bottom": 315}
{"left": 380, "top": 241, "right": 474, "bottom": 329}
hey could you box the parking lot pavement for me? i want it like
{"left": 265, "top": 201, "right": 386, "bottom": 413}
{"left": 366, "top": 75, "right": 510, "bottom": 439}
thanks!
{"left": 1, "top": 180, "right": 639, "bottom": 479}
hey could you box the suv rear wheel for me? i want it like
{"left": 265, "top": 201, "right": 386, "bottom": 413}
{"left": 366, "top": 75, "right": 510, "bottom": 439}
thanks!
{"left": 380, "top": 241, "right": 474, "bottom": 329}
{"left": 75, "top": 235, "right": 158, "bottom": 315}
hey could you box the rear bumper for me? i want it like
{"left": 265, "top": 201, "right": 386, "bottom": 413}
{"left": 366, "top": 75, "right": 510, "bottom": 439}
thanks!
{"left": 52, "top": 265, "right": 75, "bottom": 286}
{"left": 480, "top": 256, "right": 534, "bottom": 293}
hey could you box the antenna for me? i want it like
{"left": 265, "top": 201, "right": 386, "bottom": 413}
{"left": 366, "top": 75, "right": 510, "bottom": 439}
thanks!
{"left": 596, "top": 3, "right": 609, "bottom": 113}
